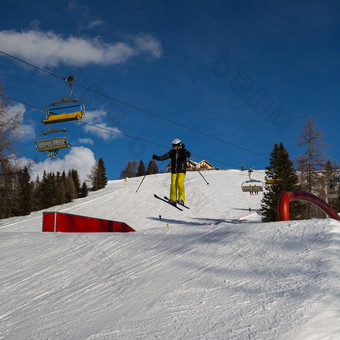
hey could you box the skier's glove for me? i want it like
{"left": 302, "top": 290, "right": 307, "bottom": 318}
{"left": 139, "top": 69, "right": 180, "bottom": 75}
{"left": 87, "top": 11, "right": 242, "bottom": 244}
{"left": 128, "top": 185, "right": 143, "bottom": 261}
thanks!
{"left": 152, "top": 154, "right": 158, "bottom": 160}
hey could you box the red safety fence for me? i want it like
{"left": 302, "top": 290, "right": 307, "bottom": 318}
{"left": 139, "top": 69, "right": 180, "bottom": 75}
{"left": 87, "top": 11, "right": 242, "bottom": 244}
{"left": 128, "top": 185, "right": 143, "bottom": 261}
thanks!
{"left": 42, "top": 212, "right": 135, "bottom": 233}
{"left": 278, "top": 191, "right": 340, "bottom": 221}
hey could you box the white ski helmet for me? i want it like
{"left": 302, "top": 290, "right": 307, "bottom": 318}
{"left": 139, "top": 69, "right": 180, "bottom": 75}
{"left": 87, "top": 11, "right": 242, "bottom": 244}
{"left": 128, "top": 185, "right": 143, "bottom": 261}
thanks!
{"left": 172, "top": 138, "right": 182, "bottom": 146}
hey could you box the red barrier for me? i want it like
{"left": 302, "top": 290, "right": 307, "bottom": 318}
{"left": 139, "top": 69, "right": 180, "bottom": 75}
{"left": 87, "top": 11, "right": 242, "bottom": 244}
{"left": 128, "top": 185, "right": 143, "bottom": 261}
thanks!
{"left": 42, "top": 212, "right": 135, "bottom": 233}
{"left": 278, "top": 191, "right": 340, "bottom": 221}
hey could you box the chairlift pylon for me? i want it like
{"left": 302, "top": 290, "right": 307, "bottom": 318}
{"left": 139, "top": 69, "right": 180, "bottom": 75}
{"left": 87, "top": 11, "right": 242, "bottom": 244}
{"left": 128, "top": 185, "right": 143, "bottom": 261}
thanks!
{"left": 42, "top": 75, "right": 85, "bottom": 124}
{"left": 35, "top": 127, "right": 71, "bottom": 157}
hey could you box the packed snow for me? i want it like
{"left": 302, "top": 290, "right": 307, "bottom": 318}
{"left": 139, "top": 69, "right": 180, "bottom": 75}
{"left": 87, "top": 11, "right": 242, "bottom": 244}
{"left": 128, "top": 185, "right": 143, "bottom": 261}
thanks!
{"left": 1, "top": 170, "right": 340, "bottom": 339}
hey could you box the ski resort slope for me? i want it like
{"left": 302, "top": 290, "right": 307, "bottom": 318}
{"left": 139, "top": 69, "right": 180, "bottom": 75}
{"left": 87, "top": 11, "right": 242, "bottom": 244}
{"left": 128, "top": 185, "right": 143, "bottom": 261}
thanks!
{"left": 1, "top": 170, "right": 340, "bottom": 340}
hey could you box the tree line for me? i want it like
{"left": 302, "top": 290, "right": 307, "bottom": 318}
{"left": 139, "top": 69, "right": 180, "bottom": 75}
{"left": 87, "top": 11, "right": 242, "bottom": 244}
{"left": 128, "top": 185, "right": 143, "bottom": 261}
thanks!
{"left": 0, "top": 161, "right": 85, "bottom": 219}
{"left": 119, "top": 159, "right": 158, "bottom": 178}
{"left": 0, "top": 157, "right": 108, "bottom": 219}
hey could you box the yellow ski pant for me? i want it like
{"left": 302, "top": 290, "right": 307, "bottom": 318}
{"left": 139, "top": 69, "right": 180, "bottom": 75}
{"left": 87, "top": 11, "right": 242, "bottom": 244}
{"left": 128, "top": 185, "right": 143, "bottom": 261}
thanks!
{"left": 170, "top": 173, "right": 186, "bottom": 202}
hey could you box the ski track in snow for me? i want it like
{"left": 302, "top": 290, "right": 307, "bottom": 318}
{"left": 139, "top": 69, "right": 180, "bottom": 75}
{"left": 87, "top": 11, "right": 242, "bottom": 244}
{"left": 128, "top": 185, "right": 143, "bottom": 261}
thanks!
{"left": 1, "top": 170, "right": 340, "bottom": 339}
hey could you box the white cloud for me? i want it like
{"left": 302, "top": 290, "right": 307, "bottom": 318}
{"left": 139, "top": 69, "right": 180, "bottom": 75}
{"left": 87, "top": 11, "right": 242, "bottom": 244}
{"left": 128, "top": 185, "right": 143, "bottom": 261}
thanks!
{"left": 29, "top": 20, "right": 41, "bottom": 30}
{"left": 20, "top": 124, "right": 35, "bottom": 140}
{"left": 85, "top": 109, "right": 107, "bottom": 122}
{"left": 0, "top": 29, "right": 162, "bottom": 67}
{"left": 83, "top": 109, "right": 122, "bottom": 141}
{"left": 31, "top": 146, "right": 96, "bottom": 182}
{"left": 7, "top": 103, "right": 35, "bottom": 140}
{"left": 134, "top": 33, "right": 163, "bottom": 58}
{"left": 6, "top": 102, "right": 25, "bottom": 121}
{"left": 67, "top": 0, "right": 88, "bottom": 12}
{"left": 6, "top": 153, "right": 31, "bottom": 168}
{"left": 78, "top": 137, "right": 94, "bottom": 145}
{"left": 88, "top": 20, "right": 105, "bottom": 29}
{"left": 83, "top": 123, "right": 122, "bottom": 141}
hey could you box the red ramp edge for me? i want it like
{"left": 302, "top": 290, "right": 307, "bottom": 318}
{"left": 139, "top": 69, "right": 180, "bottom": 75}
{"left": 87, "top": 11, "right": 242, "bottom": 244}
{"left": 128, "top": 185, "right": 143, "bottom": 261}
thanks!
{"left": 42, "top": 212, "right": 135, "bottom": 233}
{"left": 278, "top": 191, "right": 340, "bottom": 222}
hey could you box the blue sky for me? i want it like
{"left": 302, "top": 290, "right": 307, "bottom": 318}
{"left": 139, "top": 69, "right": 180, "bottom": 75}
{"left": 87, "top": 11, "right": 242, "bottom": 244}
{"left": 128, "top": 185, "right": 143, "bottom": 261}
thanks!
{"left": 0, "top": 0, "right": 339, "bottom": 180}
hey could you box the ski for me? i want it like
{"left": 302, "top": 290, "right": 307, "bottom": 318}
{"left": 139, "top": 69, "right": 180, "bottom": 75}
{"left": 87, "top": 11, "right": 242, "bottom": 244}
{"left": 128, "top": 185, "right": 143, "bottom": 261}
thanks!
{"left": 154, "top": 194, "right": 183, "bottom": 211}
{"left": 164, "top": 196, "right": 190, "bottom": 209}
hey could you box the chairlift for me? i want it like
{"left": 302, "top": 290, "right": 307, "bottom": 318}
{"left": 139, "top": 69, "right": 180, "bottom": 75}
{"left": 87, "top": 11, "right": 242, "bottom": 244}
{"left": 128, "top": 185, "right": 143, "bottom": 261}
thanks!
{"left": 328, "top": 181, "right": 340, "bottom": 199}
{"left": 241, "top": 179, "right": 264, "bottom": 193}
{"left": 35, "top": 127, "right": 71, "bottom": 157}
{"left": 328, "top": 190, "right": 339, "bottom": 199}
{"left": 266, "top": 178, "right": 283, "bottom": 184}
{"left": 42, "top": 75, "right": 85, "bottom": 124}
{"left": 241, "top": 168, "right": 263, "bottom": 194}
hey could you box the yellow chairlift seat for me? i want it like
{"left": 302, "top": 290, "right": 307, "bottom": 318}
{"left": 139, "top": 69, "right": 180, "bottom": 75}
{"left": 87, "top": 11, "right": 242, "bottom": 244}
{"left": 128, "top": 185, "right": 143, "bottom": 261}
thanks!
{"left": 266, "top": 178, "right": 283, "bottom": 184}
{"left": 35, "top": 128, "right": 71, "bottom": 153}
{"left": 42, "top": 110, "right": 84, "bottom": 124}
{"left": 42, "top": 75, "right": 85, "bottom": 124}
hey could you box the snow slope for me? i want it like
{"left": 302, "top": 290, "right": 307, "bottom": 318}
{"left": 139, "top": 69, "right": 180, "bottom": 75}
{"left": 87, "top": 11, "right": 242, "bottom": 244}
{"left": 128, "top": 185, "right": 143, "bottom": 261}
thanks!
{"left": 1, "top": 170, "right": 340, "bottom": 339}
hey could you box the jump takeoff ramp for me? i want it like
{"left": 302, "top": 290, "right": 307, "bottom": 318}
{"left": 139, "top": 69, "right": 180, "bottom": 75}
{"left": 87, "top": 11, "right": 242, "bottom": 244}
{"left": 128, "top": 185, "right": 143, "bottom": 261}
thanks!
{"left": 42, "top": 212, "right": 135, "bottom": 233}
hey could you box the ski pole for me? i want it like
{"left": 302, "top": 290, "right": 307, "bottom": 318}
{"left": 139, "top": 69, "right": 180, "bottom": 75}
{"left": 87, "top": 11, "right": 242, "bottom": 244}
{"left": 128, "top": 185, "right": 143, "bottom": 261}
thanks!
{"left": 136, "top": 163, "right": 151, "bottom": 193}
{"left": 136, "top": 173, "right": 147, "bottom": 193}
{"left": 194, "top": 165, "right": 209, "bottom": 185}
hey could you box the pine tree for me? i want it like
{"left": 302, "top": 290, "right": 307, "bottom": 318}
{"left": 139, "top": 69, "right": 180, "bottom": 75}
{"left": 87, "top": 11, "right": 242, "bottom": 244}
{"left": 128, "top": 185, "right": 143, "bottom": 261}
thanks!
{"left": 17, "top": 166, "right": 32, "bottom": 216}
{"left": 61, "top": 171, "right": 68, "bottom": 203}
{"left": 32, "top": 175, "right": 42, "bottom": 211}
{"left": 79, "top": 181, "right": 88, "bottom": 198}
{"left": 40, "top": 171, "right": 51, "bottom": 209}
{"left": 0, "top": 158, "right": 14, "bottom": 218}
{"left": 66, "top": 170, "right": 77, "bottom": 202}
{"left": 97, "top": 158, "right": 108, "bottom": 189}
{"left": 261, "top": 143, "right": 303, "bottom": 222}
{"left": 91, "top": 158, "right": 108, "bottom": 190}
{"left": 146, "top": 160, "right": 159, "bottom": 175}
{"left": 71, "top": 169, "right": 81, "bottom": 196}
{"left": 119, "top": 161, "right": 138, "bottom": 179}
{"left": 137, "top": 160, "right": 146, "bottom": 177}
{"left": 119, "top": 162, "right": 130, "bottom": 179}
{"left": 54, "top": 172, "right": 64, "bottom": 205}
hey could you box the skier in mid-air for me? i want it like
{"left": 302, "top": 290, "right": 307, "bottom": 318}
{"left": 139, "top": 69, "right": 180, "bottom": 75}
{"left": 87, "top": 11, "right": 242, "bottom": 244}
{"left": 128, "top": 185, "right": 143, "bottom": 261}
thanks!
{"left": 153, "top": 138, "right": 191, "bottom": 206}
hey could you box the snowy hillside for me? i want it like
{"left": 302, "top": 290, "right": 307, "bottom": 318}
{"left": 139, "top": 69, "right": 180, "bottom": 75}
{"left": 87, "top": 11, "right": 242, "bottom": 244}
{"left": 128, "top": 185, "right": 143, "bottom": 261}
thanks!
{"left": 1, "top": 170, "right": 340, "bottom": 339}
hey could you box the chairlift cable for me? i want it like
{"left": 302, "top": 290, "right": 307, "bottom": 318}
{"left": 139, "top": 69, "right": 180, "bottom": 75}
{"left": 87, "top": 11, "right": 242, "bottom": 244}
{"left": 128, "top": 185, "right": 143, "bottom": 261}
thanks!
{"left": 0, "top": 50, "right": 65, "bottom": 81}
{"left": 0, "top": 94, "right": 44, "bottom": 112}
{"left": 77, "top": 121, "right": 239, "bottom": 167}
{"left": 0, "top": 49, "right": 269, "bottom": 159}
{"left": 0, "top": 94, "right": 239, "bottom": 167}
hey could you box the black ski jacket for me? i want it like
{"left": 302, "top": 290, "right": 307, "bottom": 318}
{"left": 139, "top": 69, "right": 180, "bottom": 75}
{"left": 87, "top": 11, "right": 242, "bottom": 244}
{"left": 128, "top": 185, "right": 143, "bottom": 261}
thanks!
{"left": 154, "top": 144, "right": 191, "bottom": 174}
